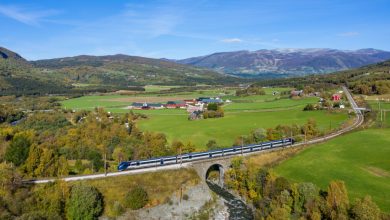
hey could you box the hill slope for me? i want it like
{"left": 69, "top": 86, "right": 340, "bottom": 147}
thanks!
{"left": 0, "top": 47, "right": 239, "bottom": 95}
{"left": 31, "top": 54, "right": 237, "bottom": 86}
{"left": 177, "top": 48, "right": 390, "bottom": 78}
{"left": 256, "top": 59, "right": 390, "bottom": 95}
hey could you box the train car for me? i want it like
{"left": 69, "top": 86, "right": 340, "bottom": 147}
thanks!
{"left": 118, "top": 138, "right": 295, "bottom": 171}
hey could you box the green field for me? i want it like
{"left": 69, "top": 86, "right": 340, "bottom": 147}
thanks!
{"left": 275, "top": 128, "right": 390, "bottom": 212}
{"left": 61, "top": 88, "right": 349, "bottom": 149}
{"left": 137, "top": 109, "right": 347, "bottom": 149}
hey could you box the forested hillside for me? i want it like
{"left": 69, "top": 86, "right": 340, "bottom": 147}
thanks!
{"left": 0, "top": 47, "right": 240, "bottom": 96}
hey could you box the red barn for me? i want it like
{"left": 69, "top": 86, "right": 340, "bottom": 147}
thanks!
{"left": 332, "top": 94, "right": 341, "bottom": 101}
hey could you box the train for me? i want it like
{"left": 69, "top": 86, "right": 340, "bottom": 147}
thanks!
{"left": 118, "top": 138, "right": 294, "bottom": 171}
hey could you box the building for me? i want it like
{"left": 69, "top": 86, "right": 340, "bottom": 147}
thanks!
{"left": 184, "top": 99, "right": 197, "bottom": 105}
{"left": 129, "top": 102, "right": 144, "bottom": 110}
{"left": 187, "top": 104, "right": 204, "bottom": 113}
{"left": 332, "top": 94, "right": 342, "bottom": 101}
{"left": 291, "top": 90, "right": 303, "bottom": 96}
{"left": 166, "top": 101, "right": 186, "bottom": 109}
{"left": 129, "top": 102, "right": 164, "bottom": 110}
{"left": 199, "top": 98, "right": 223, "bottom": 104}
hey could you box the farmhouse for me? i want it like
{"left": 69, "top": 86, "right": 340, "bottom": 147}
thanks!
{"left": 291, "top": 90, "right": 303, "bottom": 96}
{"left": 184, "top": 99, "right": 197, "bottom": 105}
{"left": 129, "top": 102, "right": 164, "bottom": 110}
{"left": 332, "top": 94, "right": 341, "bottom": 101}
{"left": 166, "top": 101, "right": 186, "bottom": 109}
{"left": 199, "top": 98, "right": 223, "bottom": 104}
{"left": 187, "top": 104, "right": 204, "bottom": 113}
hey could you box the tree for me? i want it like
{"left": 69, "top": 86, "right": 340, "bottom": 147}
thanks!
{"left": 206, "top": 140, "right": 218, "bottom": 150}
{"left": 303, "top": 104, "right": 315, "bottom": 111}
{"left": 66, "top": 184, "right": 103, "bottom": 220}
{"left": 112, "top": 147, "right": 126, "bottom": 162}
{"left": 326, "top": 180, "right": 349, "bottom": 219}
{"left": 5, "top": 133, "right": 31, "bottom": 166}
{"left": 124, "top": 186, "right": 148, "bottom": 210}
{"left": 351, "top": 196, "right": 381, "bottom": 220}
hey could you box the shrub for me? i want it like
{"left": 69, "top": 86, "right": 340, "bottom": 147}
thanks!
{"left": 66, "top": 184, "right": 103, "bottom": 220}
{"left": 125, "top": 186, "right": 149, "bottom": 210}
{"left": 182, "top": 194, "right": 189, "bottom": 201}
{"left": 303, "top": 104, "right": 315, "bottom": 111}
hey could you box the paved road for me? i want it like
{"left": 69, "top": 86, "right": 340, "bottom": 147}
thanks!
{"left": 28, "top": 87, "right": 363, "bottom": 184}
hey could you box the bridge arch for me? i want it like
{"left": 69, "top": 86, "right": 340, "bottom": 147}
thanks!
{"left": 205, "top": 163, "right": 224, "bottom": 186}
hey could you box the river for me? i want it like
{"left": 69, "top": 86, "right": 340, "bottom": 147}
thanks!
{"left": 206, "top": 181, "right": 253, "bottom": 220}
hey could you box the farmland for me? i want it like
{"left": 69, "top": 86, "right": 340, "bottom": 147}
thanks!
{"left": 274, "top": 128, "right": 390, "bottom": 212}
{"left": 61, "top": 87, "right": 349, "bottom": 149}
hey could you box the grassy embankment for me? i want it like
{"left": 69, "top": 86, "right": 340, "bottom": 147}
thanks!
{"left": 78, "top": 168, "right": 199, "bottom": 217}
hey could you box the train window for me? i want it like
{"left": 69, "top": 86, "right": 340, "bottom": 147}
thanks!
{"left": 209, "top": 153, "right": 212, "bottom": 158}
{"left": 189, "top": 155, "right": 192, "bottom": 159}
{"left": 136, "top": 161, "right": 140, "bottom": 166}
{"left": 160, "top": 159, "right": 164, "bottom": 165}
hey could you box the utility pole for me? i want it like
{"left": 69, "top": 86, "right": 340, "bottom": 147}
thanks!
{"left": 180, "top": 145, "right": 183, "bottom": 166}
{"left": 104, "top": 152, "right": 107, "bottom": 176}
{"left": 241, "top": 136, "right": 244, "bottom": 156}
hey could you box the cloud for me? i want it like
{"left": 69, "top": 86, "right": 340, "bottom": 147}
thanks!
{"left": 338, "top": 32, "right": 359, "bottom": 37}
{"left": 0, "top": 4, "right": 59, "bottom": 26}
{"left": 221, "top": 38, "right": 243, "bottom": 43}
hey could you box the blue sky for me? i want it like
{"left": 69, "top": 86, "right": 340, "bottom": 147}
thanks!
{"left": 0, "top": 0, "right": 389, "bottom": 60}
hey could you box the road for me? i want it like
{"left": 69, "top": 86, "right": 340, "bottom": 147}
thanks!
{"left": 28, "top": 86, "right": 363, "bottom": 184}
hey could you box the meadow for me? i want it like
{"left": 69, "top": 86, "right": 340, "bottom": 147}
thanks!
{"left": 274, "top": 128, "right": 390, "bottom": 212}
{"left": 61, "top": 87, "right": 349, "bottom": 149}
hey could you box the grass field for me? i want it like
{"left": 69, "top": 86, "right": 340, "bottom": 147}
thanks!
{"left": 137, "top": 109, "right": 348, "bottom": 149}
{"left": 61, "top": 88, "right": 349, "bottom": 149}
{"left": 274, "top": 128, "right": 390, "bottom": 212}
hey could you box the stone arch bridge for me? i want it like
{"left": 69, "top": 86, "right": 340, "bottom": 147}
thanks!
{"left": 189, "top": 157, "right": 234, "bottom": 187}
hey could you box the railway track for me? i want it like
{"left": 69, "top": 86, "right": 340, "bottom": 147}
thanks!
{"left": 28, "top": 86, "right": 363, "bottom": 184}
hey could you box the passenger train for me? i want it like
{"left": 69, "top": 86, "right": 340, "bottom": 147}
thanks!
{"left": 118, "top": 138, "right": 294, "bottom": 171}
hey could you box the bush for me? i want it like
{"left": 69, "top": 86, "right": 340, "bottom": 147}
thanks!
{"left": 125, "top": 186, "right": 148, "bottom": 210}
{"left": 303, "top": 104, "right": 315, "bottom": 111}
{"left": 5, "top": 133, "right": 31, "bottom": 166}
{"left": 182, "top": 194, "right": 189, "bottom": 201}
{"left": 66, "top": 184, "right": 103, "bottom": 220}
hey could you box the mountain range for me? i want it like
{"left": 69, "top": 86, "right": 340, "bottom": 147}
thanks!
{"left": 176, "top": 48, "right": 390, "bottom": 78}
{"left": 0, "top": 47, "right": 238, "bottom": 95}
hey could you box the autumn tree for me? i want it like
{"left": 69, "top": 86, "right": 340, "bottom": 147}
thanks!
{"left": 326, "top": 180, "right": 349, "bottom": 219}
{"left": 351, "top": 196, "right": 381, "bottom": 220}
{"left": 66, "top": 184, "right": 103, "bottom": 220}
{"left": 5, "top": 132, "right": 32, "bottom": 166}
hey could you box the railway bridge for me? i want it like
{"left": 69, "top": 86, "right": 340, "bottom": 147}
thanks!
{"left": 190, "top": 157, "right": 232, "bottom": 187}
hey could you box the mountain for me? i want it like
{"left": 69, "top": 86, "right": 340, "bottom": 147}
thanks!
{"left": 0, "top": 47, "right": 239, "bottom": 96}
{"left": 31, "top": 54, "right": 239, "bottom": 86}
{"left": 256, "top": 58, "right": 390, "bottom": 94}
{"left": 177, "top": 48, "right": 390, "bottom": 78}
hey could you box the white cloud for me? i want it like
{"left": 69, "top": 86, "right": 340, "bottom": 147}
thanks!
{"left": 338, "top": 32, "right": 359, "bottom": 37}
{"left": 221, "top": 38, "right": 243, "bottom": 43}
{"left": 0, "top": 4, "right": 59, "bottom": 26}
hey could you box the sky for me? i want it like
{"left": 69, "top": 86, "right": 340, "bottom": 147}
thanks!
{"left": 0, "top": 0, "right": 389, "bottom": 60}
